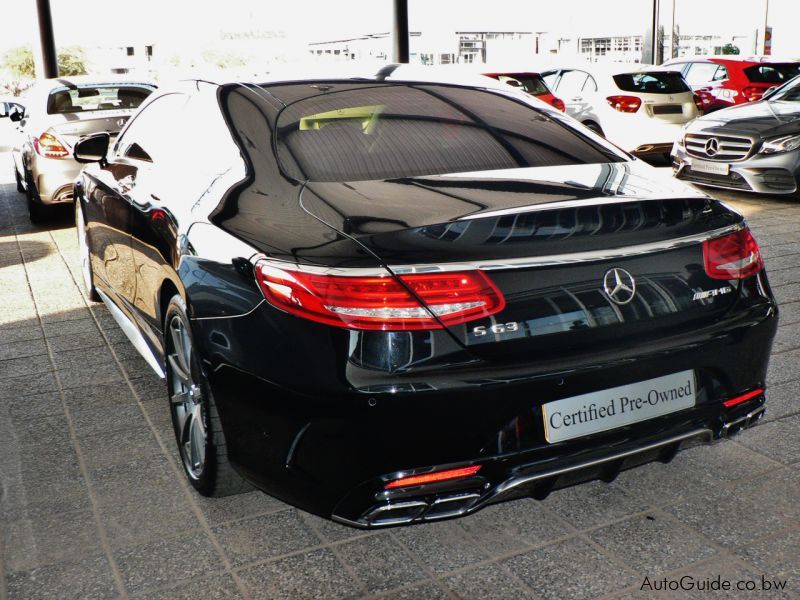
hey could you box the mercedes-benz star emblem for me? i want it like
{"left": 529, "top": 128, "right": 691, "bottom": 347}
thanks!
{"left": 704, "top": 137, "right": 720, "bottom": 157}
{"left": 603, "top": 268, "right": 636, "bottom": 305}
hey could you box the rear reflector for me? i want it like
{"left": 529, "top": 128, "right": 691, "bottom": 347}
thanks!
{"left": 607, "top": 95, "right": 642, "bottom": 113}
{"left": 254, "top": 264, "right": 505, "bottom": 331}
{"left": 703, "top": 228, "right": 764, "bottom": 280}
{"left": 384, "top": 465, "right": 482, "bottom": 489}
{"left": 723, "top": 388, "right": 764, "bottom": 408}
{"left": 741, "top": 86, "right": 765, "bottom": 103}
{"left": 550, "top": 97, "right": 566, "bottom": 112}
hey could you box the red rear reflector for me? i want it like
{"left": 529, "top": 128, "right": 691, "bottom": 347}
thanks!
{"left": 702, "top": 228, "right": 764, "bottom": 280}
{"left": 723, "top": 388, "right": 764, "bottom": 408}
{"left": 384, "top": 465, "right": 482, "bottom": 489}
{"left": 33, "top": 132, "right": 69, "bottom": 159}
{"left": 606, "top": 95, "right": 642, "bottom": 113}
{"left": 255, "top": 264, "right": 505, "bottom": 331}
{"left": 550, "top": 97, "right": 566, "bottom": 112}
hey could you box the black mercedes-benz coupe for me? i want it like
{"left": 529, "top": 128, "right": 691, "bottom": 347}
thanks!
{"left": 72, "top": 66, "right": 778, "bottom": 528}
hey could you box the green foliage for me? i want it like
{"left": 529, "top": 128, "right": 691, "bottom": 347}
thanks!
{"left": 1, "top": 46, "right": 35, "bottom": 78}
{"left": 58, "top": 46, "right": 88, "bottom": 76}
{"left": 721, "top": 43, "right": 740, "bottom": 55}
{"left": 1, "top": 45, "right": 88, "bottom": 78}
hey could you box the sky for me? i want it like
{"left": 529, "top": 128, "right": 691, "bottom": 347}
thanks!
{"left": 1, "top": 0, "right": 797, "bottom": 57}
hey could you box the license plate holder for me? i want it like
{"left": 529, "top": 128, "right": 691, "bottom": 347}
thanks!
{"left": 542, "top": 371, "right": 696, "bottom": 443}
{"left": 691, "top": 159, "right": 730, "bottom": 176}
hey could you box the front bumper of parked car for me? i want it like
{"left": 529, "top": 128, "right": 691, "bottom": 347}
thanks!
{"left": 672, "top": 139, "right": 800, "bottom": 195}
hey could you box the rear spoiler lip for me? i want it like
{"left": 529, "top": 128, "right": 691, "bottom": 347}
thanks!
{"left": 251, "top": 222, "right": 745, "bottom": 276}
{"left": 458, "top": 194, "right": 707, "bottom": 220}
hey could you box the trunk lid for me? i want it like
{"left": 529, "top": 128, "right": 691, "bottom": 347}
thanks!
{"left": 47, "top": 110, "right": 134, "bottom": 149}
{"left": 301, "top": 162, "right": 745, "bottom": 359}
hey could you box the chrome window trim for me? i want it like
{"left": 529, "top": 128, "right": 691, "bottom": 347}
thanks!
{"left": 252, "top": 223, "right": 744, "bottom": 276}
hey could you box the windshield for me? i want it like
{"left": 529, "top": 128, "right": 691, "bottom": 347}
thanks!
{"left": 744, "top": 63, "right": 800, "bottom": 85}
{"left": 770, "top": 76, "right": 800, "bottom": 102}
{"left": 47, "top": 84, "right": 155, "bottom": 115}
{"left": 613, "top": 72, "right": 690, "bottom": 94}
{"left": 272, "top": 83, "right": 623, "bottom": 183}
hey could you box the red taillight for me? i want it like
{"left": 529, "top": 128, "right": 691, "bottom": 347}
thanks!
{"left": 693, "top": 93, "right": 704, "bottom": 113}
{"left": 702, "top": 229, "right": 764, "bottom": 280}
{"left": 33, "top": 132, "right": 69, "bottom": 159}
{"left": 723, "top": 388, "right": 764, "bottom": 408}
{"left": 741, "top": 86, "right": 765, "bottom": 103}
{"left": 606, "top": 95, "right": 641, "bottom": 113}
{"left": 384, "top": 465, "right": 482, "bottom": 489}
{"left": 550, "top": 97, "right": 566, "bottom": 112}
{"left": 254, "top": 264, "right": 505, "bottom": 331}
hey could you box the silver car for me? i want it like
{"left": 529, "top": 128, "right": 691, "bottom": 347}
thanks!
{"left": 672, "top": 76, "right": 800, "bottom": 197}
{"left": 10, "top": 77, "right": 155, "bottom": 221}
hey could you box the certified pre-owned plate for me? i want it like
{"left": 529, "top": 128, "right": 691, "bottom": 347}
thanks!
{"left": 542, "top": 370, "right": 696, "bottom": 443}
{"left": 691, "top": 159, "right": 730, "bottom": 176}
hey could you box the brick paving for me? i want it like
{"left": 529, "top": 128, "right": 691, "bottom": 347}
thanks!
{"left": 0, "top": 156, "right": 798, "bottom": 599}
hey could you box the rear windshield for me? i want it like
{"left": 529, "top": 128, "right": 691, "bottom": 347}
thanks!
{"left": 744, "top": 63, "right": 800, "bottom": 84}
{"left": 490, "top": 74, "right": 549, "bottom": 96}
{"left": 272, "top": 83, "right": 623, "bottom": 182}
{"left": 613, "top": 72, "right": 690, "bottom": 94}
{"left": 47, "top": 84, "right": 155, "bottom": 115}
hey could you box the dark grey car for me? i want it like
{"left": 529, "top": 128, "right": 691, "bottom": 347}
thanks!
{"left": 672, "top": 76, "right": 800, "bottom": 196}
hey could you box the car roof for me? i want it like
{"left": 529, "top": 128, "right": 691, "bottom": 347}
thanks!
{"left": 664, "top": 55, "right": 800, "bottom": 65}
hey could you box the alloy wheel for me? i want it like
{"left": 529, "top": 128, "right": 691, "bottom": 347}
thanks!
{"left": 167, "top": 316, "right": 207, "bottom": 480}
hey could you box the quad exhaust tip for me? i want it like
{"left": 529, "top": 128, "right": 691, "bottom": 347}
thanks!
{"left": 721, "top": 406, "right": 766, "bottom": 438}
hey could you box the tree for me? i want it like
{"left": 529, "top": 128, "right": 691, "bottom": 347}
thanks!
{"left": 0, "top": 45, "right": 88, "bottom": 78}
{"left": 721, "top": 43, "right": 740, "bottom": 55}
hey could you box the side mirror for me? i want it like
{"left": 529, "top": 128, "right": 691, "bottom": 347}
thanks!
{"left": 74, "top": 132, "right": 110, "bottom": 164}
{"left": 9, "top": 109, "right": 23, "bottom": 122}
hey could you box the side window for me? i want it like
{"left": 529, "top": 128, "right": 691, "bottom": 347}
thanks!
{"left": 712, "top": 65, "right": 729, "bottom": 81}
{"left": 684, "top": 63, "right": 721, "bottom": 86}
{"left": 542, "top": 71, "right": 560, "bottom": 91}
{"left": 114, "top": 93, "right": 189, "bottom": 163}
{"left": 583, "top": 75, "right": 598, "bottom": 92}
{"left": 558, "top": 70, "right": 589, "bottom": 96}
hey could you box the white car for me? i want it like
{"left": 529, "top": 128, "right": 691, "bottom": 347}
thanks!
{"left": 542, "top": 65, "right": 701, "bottom": 157}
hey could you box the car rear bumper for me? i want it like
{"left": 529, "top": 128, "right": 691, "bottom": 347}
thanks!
{"left": 197, "top": 288, "right": 778, "bottom": 526}
{"left": 30, "top": 155, "right": 81, "bottom": 204}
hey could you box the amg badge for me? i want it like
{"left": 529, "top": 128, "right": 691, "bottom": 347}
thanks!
{"left": 693, "top": 286, "right": 733, "bottom": 301}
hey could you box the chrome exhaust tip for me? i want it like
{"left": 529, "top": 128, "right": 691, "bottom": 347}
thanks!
{"left": 721, "top": 406, "right": 766, "bottom": 438}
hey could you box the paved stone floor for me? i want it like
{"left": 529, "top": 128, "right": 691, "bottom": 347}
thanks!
{"left": 0, "top": 155, "right": 798, "bottom": 599}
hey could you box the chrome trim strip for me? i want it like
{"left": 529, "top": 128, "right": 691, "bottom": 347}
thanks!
{"left": 490, "top": 428, "right": 712, "bottom": 498}
{"left": 254, "top": 223, "right": 744, "bottom": 277}
{"left": 96, "top": 289, "right": 166, "bottom": 379}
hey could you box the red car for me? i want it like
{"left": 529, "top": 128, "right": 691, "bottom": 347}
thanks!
{"left": 483, "top": 71, "right": 566, "bottom": 111}
{"left": 662, "top": 56, "right": 800, "bottom": 113}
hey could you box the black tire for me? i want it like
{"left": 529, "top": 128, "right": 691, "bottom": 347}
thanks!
{"left": 25, "top": 170, "right": 47, "bottom": 223}
{"left": 75, "top": 201, "right": 100, "bottom": 302}
{"left": 164, "top": 295, "right": 251, "bottom": 497}
{"left": 14, "top": 165, "right": 24, "bottom": 193}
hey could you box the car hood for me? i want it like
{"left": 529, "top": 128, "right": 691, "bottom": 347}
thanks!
{"left": 692, "top": 100, "right": 800, "bottom": 137}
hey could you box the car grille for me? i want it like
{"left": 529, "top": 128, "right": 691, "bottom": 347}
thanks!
{"left": 685, "top": 133, "right": 753, "bottom": 161}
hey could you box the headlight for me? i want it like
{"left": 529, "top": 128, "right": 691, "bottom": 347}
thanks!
{"left": 759, "top": 133, "right": 800, "bottom": 155}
